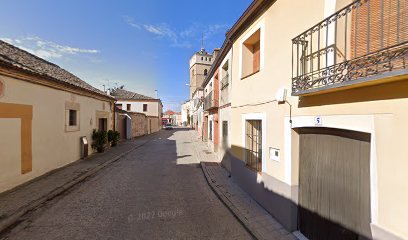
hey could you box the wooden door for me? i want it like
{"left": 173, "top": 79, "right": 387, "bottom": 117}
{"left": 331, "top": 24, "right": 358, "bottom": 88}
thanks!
{"left": 298, "top": 128, "right": 371, "bottom": 240}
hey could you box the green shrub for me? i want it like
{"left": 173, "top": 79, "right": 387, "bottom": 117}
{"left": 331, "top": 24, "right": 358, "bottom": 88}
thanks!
{"left": 92, "top": 129, "right": 108, "bottom": 153}
{"left": 108, "top": 130, "right": 120, "bottom": 147}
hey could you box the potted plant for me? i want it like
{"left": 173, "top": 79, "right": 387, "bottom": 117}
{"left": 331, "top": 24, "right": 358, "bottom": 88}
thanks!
{"left": 108, "top": 130, "right": 120, "bottom": 147}
{"left": 91, "top": 129, "right": 108, "bottom": 153}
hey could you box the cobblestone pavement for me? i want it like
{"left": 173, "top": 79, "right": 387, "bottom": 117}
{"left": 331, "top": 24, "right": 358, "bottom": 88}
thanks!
{"left": 1, "top": 128, "right": 253, "bottom": 240}
{"left": 190, "top": 130, "right": 297, "bottom": 240}
{"left": 201, "top": 163, "right": 297, "bottom": 240}
{"left": 0, "top": 133, "right": 155, "bottom": 234}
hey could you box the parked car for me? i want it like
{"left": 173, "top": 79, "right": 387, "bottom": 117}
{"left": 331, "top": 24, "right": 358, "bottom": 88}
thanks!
{"left": 165, "top": 123, "right": 173, "bottom": 130}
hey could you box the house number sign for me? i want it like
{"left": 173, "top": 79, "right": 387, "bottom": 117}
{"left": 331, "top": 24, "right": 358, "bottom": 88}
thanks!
{"left": 314, "top": 116, "right": 323, "bottom": 126}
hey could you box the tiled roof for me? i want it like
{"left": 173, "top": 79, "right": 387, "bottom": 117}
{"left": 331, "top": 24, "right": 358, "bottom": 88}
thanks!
{"left": 110, "top": 88, "right": 155, "bottom": 100}
{"left": 0, "top": 40, "right": 111, "bottom": 99}
{"left": 164, "top": 110, "right": 176, "bottom": 115}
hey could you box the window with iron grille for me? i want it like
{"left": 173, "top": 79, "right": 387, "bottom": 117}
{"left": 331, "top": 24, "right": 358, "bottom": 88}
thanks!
{"left": 245, "top": 120, "right": 262, "bottom": 172}
{"left": 69, "top": 110, "right": 77, "bottom": 126}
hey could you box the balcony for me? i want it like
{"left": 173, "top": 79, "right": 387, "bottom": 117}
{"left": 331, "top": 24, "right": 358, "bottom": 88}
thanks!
{"left": 292, "top": 0, "right": 408, "bottom": 96}
{"left": 204, "top": 91, "right": 219, "bottom": 110}
{"left": 221, "top": 73, "right": 230, "bottom": 90}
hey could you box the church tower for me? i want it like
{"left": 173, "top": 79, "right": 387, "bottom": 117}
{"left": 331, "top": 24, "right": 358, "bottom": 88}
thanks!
{"left": 188, "top": 38, "right": 219, "bottom": 99}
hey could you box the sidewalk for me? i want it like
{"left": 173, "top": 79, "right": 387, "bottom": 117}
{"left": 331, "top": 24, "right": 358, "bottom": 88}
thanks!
{"left": 193, "top": 132, "right": 297, "bottom": 240}
{"left": 0, "top": 133, "right": 155, "bottom": 234}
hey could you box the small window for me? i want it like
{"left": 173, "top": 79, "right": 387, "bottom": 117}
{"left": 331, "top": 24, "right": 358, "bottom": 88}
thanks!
{"left": 204, "top": 69, "right": 208, "bottom": 76}
{"left": 127, "top": 104, "right": 131, "bottom": 111}
{"left": 69, "top": 110, "right": 77, "bottom": 126}
{"left": 242, "top": 29, "right": 261, "bottom": 78}
{"left": 201, "top": 57, "right": 203, "bottom": 60}
{"left": 115, "top": 104, "right": 122, "bottom": 110}
{"left": 143, "top": 104, "right": 148, "bottom": 112}
{"left": 209, "top": 58, "right": 212, "bottom": 61}
{"left": 205, "top": 57, "right": 207, "bottom": 61}
{"left": 245, "top": 120, "right": 262, "bottom": 172}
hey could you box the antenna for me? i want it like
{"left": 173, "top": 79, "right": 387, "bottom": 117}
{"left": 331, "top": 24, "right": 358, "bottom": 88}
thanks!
{"left": 201, "top": 33, "right": 205, "bottom": 52}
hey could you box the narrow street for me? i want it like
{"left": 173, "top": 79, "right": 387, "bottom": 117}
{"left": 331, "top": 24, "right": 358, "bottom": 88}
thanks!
{"left": 1, "top": 129, "right": 252, "bottom": 240}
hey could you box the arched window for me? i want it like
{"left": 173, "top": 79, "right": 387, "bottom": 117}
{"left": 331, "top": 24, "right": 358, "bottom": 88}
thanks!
{"left": 204, "top": 69, "right": 208, "bottom": 76}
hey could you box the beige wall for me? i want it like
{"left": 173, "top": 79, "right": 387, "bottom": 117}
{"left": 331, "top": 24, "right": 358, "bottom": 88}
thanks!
{"left": 147, "top": 117, "right": 160, "bottom": 134}
{"left": 117, "top": 100, "right": 160, "bottom": 117}
{"left": 0, "top": 74, "right": 113, "bottom": 193}
{"left": 230, "top": 0, "right": 408, "bottom": 238}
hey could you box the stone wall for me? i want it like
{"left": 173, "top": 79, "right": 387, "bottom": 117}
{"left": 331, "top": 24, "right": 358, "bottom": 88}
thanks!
{"left": 130, "top": 112, "right": 147, "bottom": 137}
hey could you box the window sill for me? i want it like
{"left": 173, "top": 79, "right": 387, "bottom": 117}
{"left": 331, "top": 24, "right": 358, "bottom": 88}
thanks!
{"left": 65, "top": 126, "right": 80, "bottom": 132}
{"left": 241, "top": 70, "right": 260, "bottom": 80}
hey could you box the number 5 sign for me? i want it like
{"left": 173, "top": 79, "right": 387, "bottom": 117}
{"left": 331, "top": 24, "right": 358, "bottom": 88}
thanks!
{"left": 314, "top": 116, "right": 323, "bottom": 126}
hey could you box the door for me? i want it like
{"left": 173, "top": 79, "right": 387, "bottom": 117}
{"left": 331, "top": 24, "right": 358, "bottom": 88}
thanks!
{"left": 222, "top": 121, "right": 228, "bottom": 147}
{"left": 298, "top": 128, "right": 371, "bottom": 240}
{"left": 203, "top": 116, "right": 208, "bottom": 142}
{"left": 98, "top": 118, "right": 107, "bottom": 131}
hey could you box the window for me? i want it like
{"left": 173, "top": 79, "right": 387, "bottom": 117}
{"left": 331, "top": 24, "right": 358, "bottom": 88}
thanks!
{"left": 126, "top": 104, "right": 131, "bottom": 111}
{"left": 242, "top": 29, "right": 261, "bottom": 78}
{"left": 204, "top": 69, "right": 208, "bottom": 76}
{"left": 209, "top": 58, "right": 212, "bottom": 61}
{"left": 69, "top": 110, "right": 77, "bottom": 126}
{"left": 245, "top": 120, "right": 262, "bottom": 172}
{"left": 201, "top": 57, "right": 203, "bottom": 60}
{"left": 115, "top": 104, "right": 122, "bottom": 110}
{"left": 143, "top": 104, "right": 148, "bottom": 112}
{"left": 98, "top": 118, "right": 107, "bottom": 131}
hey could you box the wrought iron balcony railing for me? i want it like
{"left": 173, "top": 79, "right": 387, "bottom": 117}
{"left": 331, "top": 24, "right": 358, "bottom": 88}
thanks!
{"left": 292, "top": 0, "right": 408, "bottom": 95}
{"left": 204, "top": 91, "right": 219, "bottom": 110}
{"left": 221, "top": 73, "right": 230, "bottom": 90}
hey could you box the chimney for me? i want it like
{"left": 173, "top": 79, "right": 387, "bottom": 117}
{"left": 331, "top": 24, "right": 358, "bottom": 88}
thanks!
{"left": 212, "top": 48, "right": 221, "bottom": 60}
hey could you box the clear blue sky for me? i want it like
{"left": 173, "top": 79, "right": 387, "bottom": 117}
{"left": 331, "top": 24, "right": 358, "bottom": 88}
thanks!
{"left": 0, "top": 0, "right": 252, "bottom": 111}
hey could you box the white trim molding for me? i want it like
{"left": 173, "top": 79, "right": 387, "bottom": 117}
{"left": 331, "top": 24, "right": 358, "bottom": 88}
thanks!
{"left": 242, "top": 112, "right": 267, "bottom": 173}
{"left": 238, "top": 18, "right": 265, "bottom": 80}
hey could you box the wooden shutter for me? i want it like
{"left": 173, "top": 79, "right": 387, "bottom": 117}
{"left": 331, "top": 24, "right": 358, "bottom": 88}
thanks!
{"left": 253, "top": 41, "right": 261, "bottom": 72}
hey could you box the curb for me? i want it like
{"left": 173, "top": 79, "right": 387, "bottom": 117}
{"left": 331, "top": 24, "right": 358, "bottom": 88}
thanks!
{"left": 200, "top": 162, "right": 261, "bottom": 240}
{"left": 0, "top": 138, "right": 152, "bottom": 235}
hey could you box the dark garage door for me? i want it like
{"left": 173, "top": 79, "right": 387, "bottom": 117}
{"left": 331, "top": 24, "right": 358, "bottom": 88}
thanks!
{"left": 298, "top": 128, "right": 371, "bottom": 240}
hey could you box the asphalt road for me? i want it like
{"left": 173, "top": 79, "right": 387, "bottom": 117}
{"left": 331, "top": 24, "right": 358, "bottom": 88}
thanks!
{"left": 3, "top": 128, "right": 253, "bottom": 240}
